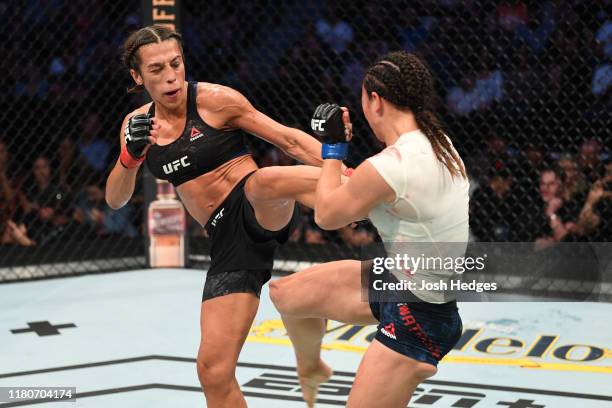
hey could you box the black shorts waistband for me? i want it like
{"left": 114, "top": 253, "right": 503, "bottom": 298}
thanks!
{"left": 204, "top": 171, "right": 256, "bottom": 233}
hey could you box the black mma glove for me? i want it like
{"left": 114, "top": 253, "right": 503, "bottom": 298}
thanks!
{"left": 120, "top": 113, "right": 153, "bottom": 168}
{"left": 311, "top": 103, "right": 349, "bottom": 160}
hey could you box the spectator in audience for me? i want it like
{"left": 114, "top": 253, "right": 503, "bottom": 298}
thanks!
{"left": 473, "top": 48, "right": 504, "bottom": 108}
{"left": 260, "top": 57, "right": 312, "bottom": 123}
{"left": 0, "top": 139, "right": 34, "bottom": 246}
{"left": 304, "top": 225, "right": 326, "bottom": 244}
{"left": 286, "top": 205, "right": 306, "bottom": 243}
{"left": 282, "top": 22, "right": 342, "bottom": 104}
{"left": 524, "top": 144, "right": 545, "bottom": 171}
{"left": 315, "top": 4, "right": 354, "bottom": 54}
{"left": 0, "top": 139, "right": 17, "bottom": 217}
{"left": 558, "top": 154, "right": 589, "bottom": 215}
{"left": 338, "top": 224, "right": 376, "bottom": 247}
{"left": 23, "top": 0, "right": 61, "bottom": 28}
{"left": 470, "top": 167, "right": 520, "bottom": 241}
{"left": 74, "top": 178, "right": 137, "bottom": 238}
{"left": 592, "top": 19, "right": 611, "bottom": 97}
{"left": 446, "top": 51, "right": 503, "bottom": 117}
{"left": 226, "top": 56, "right": 258, "bottom": 99}
{"left": 57, "top": 136, "right": 83, "bottom": 192}
{"left": 78, "top": 112, "right": 111, "bottom": 175}
{"left": 47, "top": 47, "right": 80, "bottom": 103}
{"left": 595, "top": 19, "right": 612, "bottom": 58}
{"left": 21, "top": 156, "right": 73, "bottom": 243}
{"left": 514, "top": 144, "right": 546, "bottom": 208}
{"left": 513, "top": 1, "right": 556, "bottom": 55}
{"left": 342, "top": 40, "right": 389, "bottom": 100}
{"left": 446, "top": 74, "right": 479, "bottom": 116}
{"left": 14, "top": 61, "right": 49, "bottom": 100}
{"left": 496, "top": 0, "right": 528, "bottom": 33}
{"left": 504, "top": 45, "right": 543, "bottom": 114}
{"left": 466, "top": 134, "right": 513, "bottom": 184}
{"left": 574, "top": 160, "right": 612, "bottom": 240}
{"left": 592, "top": 62, "right": 611, "bottom": 96}
{"left": 516, "top": 143, "right": 546, "bottom": 188}
{"left": 533, "top": 167, "right": 585, "bottom": 248}
{"left": 577, "top": 138, "right": 603, "bottom": 182}
{"left": 299, "top": 209, "right": 327, "bottom": 244}
{"left": 259, "top": 149, "right": 294, "bottom": 168}
{"left": 397, "top": 8, "right": 437, "bottom": 53}
{"left": 1, "top": 219, "right": 35, "bottom": 246}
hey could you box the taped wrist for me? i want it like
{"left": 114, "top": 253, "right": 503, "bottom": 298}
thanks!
{"left": 119, "top": 146, "right": 145, "bottom": 169}
{"left": 322, "top": 143, "right": 348, "bottom": 160}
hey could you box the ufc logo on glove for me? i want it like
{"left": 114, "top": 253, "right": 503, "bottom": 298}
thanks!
{"left": 311, "top": 119, "right": 326, "bottom": 132}
{"left": 125, "top": 124, "right": 133, "bottom": 142}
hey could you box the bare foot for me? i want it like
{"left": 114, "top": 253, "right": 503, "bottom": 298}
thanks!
{"left": 297, "top": 360, "right": 333, "bottom": 408}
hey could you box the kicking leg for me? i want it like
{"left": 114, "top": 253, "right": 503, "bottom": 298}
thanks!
{"left": 245, "top": 165, "right": 349, "bottom": 231}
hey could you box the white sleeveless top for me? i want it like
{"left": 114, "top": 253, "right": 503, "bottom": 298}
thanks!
{"left": 367, "top": 129, "right": 470, "bottom": 303}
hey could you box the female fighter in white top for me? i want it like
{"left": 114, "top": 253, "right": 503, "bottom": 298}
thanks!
{"left": 270, "top": 51, "right": 469, "bottom": 408}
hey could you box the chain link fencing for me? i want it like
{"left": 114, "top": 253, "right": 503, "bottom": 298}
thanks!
{"left": 0, "top": 1, "right": 145, "bottom": 280}
{"left": 1, "top": 1, "right": 610, "bottom": 298}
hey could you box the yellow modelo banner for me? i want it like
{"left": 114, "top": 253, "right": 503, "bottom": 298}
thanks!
{"left": 247, "top": 320, "right": 612, "bottom": 374}
{"left": 141, "top": 0, "right": 179, "bottom": 30}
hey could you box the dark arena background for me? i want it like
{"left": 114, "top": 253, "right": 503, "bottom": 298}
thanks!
{"left": 0, "top": 1, "right": 610, "bottom": 407}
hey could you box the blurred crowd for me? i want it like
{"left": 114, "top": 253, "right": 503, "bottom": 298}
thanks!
{"left": 0, "top": 113, "right": 137, "bottom": 246}
{"left": 0, "top": 0, "right": 610, "bottom": 248}
{"left": 468, "top": 136, "right": 611, "bottom": 244}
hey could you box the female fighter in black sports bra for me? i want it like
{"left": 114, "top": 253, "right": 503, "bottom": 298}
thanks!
{"left": 105, "top": 25, "right": 348, "bottom": 407}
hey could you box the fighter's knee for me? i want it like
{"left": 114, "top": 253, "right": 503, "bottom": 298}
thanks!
{"left": 196, "top": 354, "right": 235, "bottom": 391}
{"left": 269, "top": 279, "right": 286, "bottom": 310}
{"left": 269, "top": 278, "right": 293, "bottom": 315}
{"left": 249, "top": 167, "right": 284, "bottom": 200}
{"left": 413, "top": 363, "right": 437, "bottom": 382}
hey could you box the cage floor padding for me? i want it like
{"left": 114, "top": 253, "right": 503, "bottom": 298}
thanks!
{"left": 0, "top": 269, "right": 610, "bottom": 407}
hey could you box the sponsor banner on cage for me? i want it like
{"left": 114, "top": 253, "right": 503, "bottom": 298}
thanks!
{"left": 141, "top": 0, "right": 180, "bottom": 30}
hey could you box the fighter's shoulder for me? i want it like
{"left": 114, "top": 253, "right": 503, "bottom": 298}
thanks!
{"left": 196, "top": 82, "right": 249, "bottom": 113}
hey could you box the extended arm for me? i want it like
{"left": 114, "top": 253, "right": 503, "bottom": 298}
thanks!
{"left": 209, "top": 86, "right": 323, "bottom": 166}
{"left": 310, "top": 103, "right": 394, "bottom": 229}
{"left": 315, "top": 160, "right": 394, "bottom": 230}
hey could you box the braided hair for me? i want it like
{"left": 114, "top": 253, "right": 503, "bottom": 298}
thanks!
{"left": 122, "top": 25, "right": 184, "bottom": 94}
{"left": 363, "top": 51, "right": 466, "bottom": 179}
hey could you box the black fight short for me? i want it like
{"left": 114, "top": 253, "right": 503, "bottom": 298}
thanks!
{"left": 202, "top": 171, "right": 299, "bottom": 302}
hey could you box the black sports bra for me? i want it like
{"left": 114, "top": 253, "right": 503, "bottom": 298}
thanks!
{"left": 145, "top": 81, "right": 249, "bottom": 186}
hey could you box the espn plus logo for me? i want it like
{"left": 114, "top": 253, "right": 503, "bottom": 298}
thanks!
{"left": 242, "top": 371, "right": 559, "bottom": 408}
{"left": 163, "top": 156, "right": 190, "bottom": 175}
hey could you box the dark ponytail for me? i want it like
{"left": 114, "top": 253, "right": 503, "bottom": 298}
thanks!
{"left": 363, "top": 51, "right": 466, "bottom": 179}
{"left": 122, "top": 25, "right": 184, "bottom": 94}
